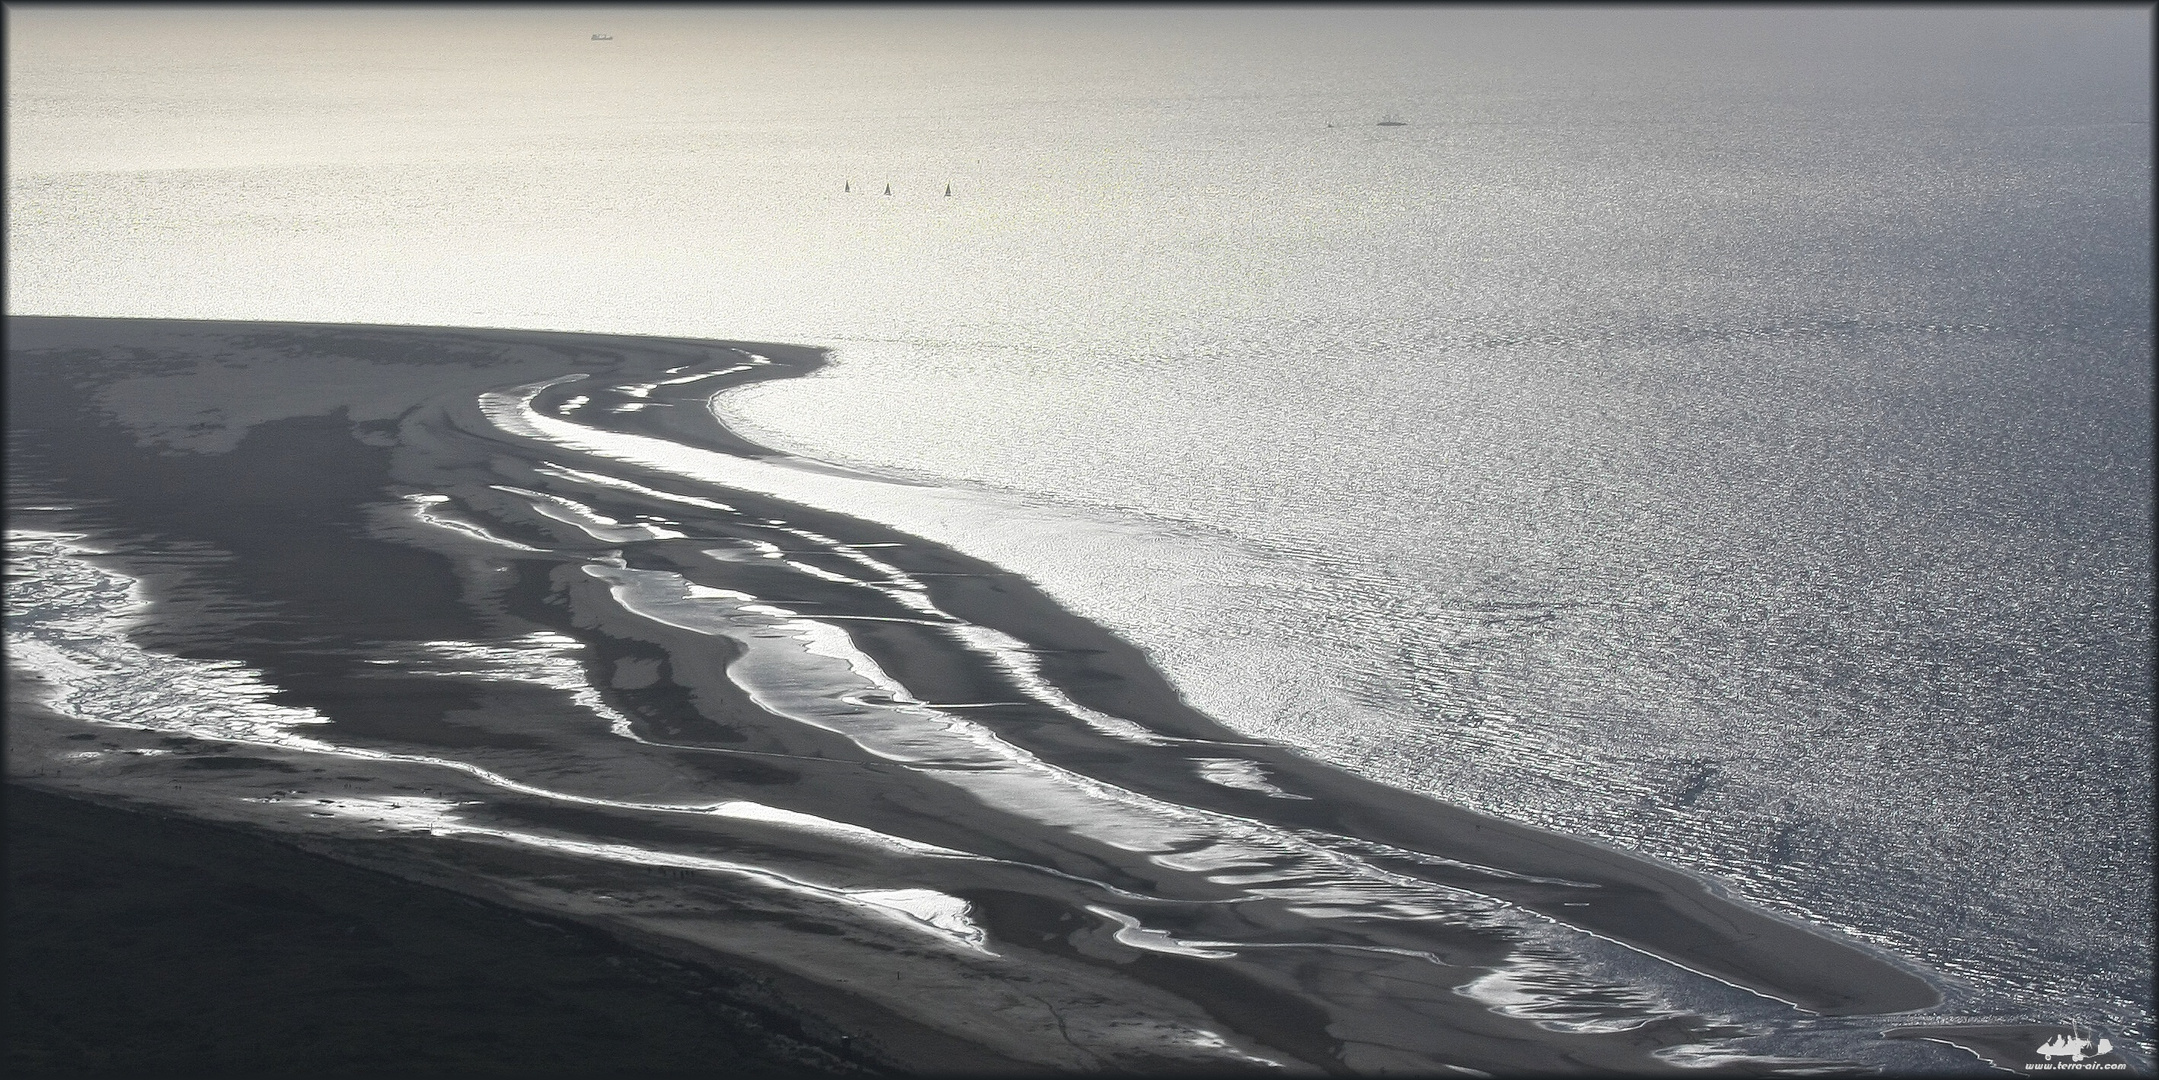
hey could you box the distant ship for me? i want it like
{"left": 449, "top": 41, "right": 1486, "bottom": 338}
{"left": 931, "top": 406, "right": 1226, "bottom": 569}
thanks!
{"left": 591, "top": 33, "right": 612, "bottom": 41}
{"left": 1377, "top": 113, "right": 1408, "bottom": 127}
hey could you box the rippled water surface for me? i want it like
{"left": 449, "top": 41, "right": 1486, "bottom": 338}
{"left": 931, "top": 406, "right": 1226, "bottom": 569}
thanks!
{"left": 8, "top": 6, "right": 2152, "bottom": 1062}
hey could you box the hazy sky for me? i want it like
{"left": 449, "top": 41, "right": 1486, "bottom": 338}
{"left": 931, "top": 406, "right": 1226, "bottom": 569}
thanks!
{"left": 8, "top": 5, "right": 2150, "bottom": 174}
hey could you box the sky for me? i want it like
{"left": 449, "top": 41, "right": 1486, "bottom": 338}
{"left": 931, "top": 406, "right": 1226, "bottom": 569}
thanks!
{"left": 8, "top": 5, "right": 2150, "bottom": 176}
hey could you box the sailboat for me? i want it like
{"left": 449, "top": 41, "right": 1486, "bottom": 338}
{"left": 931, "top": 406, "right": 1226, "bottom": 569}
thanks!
{"left": 844, "top": 180, "right": 850, "bottom": 193}
{"left": 883, "top": 183, "right": 892, "bottom": 196}
{"left": 944, "top": 183, "right": 952, "bottom": 197}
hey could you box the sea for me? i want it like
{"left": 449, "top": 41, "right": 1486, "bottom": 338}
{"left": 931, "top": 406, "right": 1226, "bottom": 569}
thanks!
{"left": 8, "top": 6, "right": 2152, "bottom": 1061}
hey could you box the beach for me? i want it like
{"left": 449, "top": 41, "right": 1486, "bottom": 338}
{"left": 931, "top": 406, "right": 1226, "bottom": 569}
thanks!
{"left": 5, "top": 781, "right": 890, "bottom": 1075}
{"left": 2, "top": 316, "right": 1971, "bottom": 1074}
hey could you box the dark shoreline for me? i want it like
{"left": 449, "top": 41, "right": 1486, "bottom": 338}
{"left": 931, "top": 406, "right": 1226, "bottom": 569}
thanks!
{"left": 4, "top": 781, "right": 895, "bottom": 1077}
{"left": 8, "top": 316, "right": 1953, "bottom": 1074}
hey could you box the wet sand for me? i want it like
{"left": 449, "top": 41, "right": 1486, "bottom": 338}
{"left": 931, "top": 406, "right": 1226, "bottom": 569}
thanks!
{"left": 7, "top": 316, "right": 1948, "bottom": 1074}
{"left": 5, "top": 781, "right": 886, "bottom": 1076}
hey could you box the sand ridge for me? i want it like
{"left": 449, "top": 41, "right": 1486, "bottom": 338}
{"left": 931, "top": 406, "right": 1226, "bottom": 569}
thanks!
{"left": 7, "top": 316, "right": 1953, "bottom": 1074}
